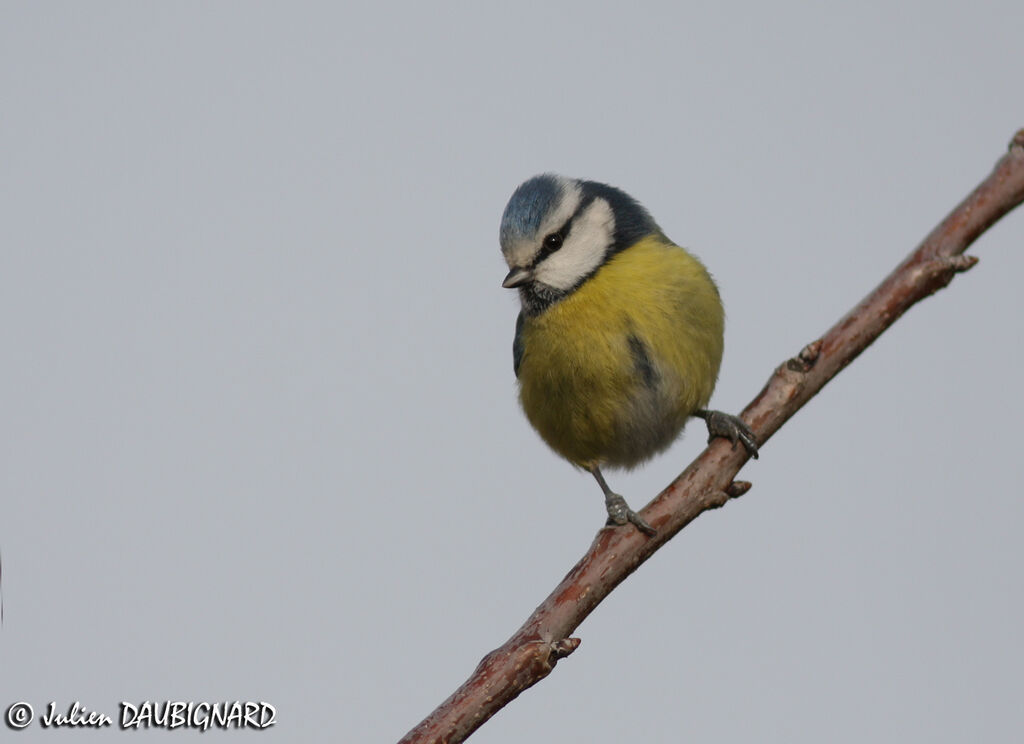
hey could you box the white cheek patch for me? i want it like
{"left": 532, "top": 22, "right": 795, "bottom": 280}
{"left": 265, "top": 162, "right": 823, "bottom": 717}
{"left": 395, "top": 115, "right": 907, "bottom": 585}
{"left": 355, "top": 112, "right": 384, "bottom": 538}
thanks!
{"left": 534, "top": 198, "right": 615, "bottom": 291}
{"left": 502, "top": 178, "right": 582, "bottom": 270}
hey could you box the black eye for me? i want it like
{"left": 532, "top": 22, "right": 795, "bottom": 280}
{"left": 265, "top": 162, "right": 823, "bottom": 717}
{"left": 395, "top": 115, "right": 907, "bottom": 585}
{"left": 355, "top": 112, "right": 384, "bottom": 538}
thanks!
{"left": 542, "top": 233, "right": 563, "bottom": 250}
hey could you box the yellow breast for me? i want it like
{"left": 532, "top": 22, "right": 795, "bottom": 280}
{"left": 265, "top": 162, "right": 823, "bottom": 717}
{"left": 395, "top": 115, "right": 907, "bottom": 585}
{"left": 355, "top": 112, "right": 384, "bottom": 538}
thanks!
{"left": 516, "top": 235, "right": 724, "bottom": 468}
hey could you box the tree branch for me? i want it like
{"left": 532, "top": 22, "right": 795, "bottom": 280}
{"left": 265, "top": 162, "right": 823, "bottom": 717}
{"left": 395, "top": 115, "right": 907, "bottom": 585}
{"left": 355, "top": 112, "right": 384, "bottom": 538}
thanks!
{"left": 399, "top": 130, "right": 1024, "bottom": 744}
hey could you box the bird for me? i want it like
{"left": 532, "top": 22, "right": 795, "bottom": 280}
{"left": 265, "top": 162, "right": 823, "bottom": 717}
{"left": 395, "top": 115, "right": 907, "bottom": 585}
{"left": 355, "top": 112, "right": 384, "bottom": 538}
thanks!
{"left": 499, "top": 174, "right": 758, "bottom": 536}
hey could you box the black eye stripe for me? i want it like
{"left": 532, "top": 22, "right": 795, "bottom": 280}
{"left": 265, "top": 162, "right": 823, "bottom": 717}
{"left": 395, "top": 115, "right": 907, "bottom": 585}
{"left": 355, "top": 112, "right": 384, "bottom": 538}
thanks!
{"left": 532, "top": 195, "right": 596, "bottom": 267}
{"left": 534, "top": 224, "right": 568, "bottom": 264}
{"left": 544, "top": 232, "right": 563, "bottom": 249}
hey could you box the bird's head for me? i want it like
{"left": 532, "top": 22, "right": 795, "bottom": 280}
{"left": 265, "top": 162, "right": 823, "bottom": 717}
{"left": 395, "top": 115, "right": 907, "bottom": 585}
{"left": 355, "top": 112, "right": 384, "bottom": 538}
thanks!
{"left": 499, "top": 174, "right": 660, "bottom": 315}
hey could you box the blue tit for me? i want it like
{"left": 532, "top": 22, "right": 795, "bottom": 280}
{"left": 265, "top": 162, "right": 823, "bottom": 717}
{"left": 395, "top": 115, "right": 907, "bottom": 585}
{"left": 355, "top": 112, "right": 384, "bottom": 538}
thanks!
{"left": 500, "top": 174, "right": 758, "bottom": 536}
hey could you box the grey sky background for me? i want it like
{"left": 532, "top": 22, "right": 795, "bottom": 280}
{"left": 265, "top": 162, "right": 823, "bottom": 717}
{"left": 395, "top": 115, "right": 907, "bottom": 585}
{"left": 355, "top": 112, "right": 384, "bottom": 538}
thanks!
{"left": 2, "top": 2, "right": 1022, "bottom": 742}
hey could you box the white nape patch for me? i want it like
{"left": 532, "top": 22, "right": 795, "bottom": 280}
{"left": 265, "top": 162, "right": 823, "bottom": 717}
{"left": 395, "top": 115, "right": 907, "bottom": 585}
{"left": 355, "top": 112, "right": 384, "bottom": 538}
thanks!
{"left": 534, "top": 198, "right": 615, "bottom": 291}
{"left": 502, "top": 177, "right": 582, "bottom": 269}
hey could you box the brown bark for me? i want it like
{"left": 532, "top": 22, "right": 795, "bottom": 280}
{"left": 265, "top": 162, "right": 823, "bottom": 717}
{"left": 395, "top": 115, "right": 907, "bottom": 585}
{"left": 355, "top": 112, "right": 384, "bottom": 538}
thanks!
{"left": 400, "top": 130, "right": 1024, "bottom": 744}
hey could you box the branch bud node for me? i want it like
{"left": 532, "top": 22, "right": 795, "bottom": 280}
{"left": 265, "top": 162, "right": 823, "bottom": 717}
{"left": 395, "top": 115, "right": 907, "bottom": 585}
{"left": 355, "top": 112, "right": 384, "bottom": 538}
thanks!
{"left": 787, "top": 339, "right": 822, "bottom": 372}
{"left": 727, "top": 481, "right": 753, "bottom": 498}
{"left": 550, "top": 638, "right": 581, "bottom": 660}
{"left": 948, "top": 254, "right": 979, "bottom": 273}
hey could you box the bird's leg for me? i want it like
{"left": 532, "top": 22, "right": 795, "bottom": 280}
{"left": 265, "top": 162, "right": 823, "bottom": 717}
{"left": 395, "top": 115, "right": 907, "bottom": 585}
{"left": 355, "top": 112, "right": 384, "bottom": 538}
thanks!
{"left": 694, "top": 409, "right": 759, "bottom": 458}
{"left": 588, "top": 465, "right": 657, "bottom": 537}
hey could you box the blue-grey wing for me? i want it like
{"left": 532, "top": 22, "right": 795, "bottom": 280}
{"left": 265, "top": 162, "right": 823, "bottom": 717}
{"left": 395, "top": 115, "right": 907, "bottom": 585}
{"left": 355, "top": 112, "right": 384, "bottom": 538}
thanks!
{"left": 513, "top": 311, "right": 525, "bottom": 378}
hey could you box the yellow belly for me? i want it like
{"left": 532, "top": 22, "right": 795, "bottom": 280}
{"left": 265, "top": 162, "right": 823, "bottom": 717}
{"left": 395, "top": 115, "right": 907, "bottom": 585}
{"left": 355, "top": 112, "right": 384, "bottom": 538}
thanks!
{"left": 516, "top": 235, "right": 724, "bottom": 468}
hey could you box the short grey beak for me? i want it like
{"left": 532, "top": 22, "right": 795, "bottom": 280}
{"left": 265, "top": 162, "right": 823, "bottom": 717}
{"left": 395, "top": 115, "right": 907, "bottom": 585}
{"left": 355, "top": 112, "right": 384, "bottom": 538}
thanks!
{"left": 502, "top": 267, "right": 532, "bottom": 289}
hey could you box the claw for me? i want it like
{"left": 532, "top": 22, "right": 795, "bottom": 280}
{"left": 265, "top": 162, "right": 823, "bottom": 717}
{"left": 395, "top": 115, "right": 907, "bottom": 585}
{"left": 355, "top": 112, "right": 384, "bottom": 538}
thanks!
{"left": 627, "top": 510, "right": 658, "bottom": 537}
{"left": 590, "top": 465, "right": 657, "bottom": 537}
{"left": 604, "top": 492, "right": 629, "bottom": 525}
{"left": 604, "top": 493, "right": 656, "bottom": 536}
{"left": 695, "top": 409, "right": 759, "bottom": 459}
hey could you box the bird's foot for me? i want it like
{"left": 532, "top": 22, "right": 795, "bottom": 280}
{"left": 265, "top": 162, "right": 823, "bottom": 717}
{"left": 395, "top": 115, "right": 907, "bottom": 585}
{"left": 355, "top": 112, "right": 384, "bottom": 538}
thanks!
{"left": 604, "top": 493, "right": 657, "bottom": 536}
{"left": 696, "top": 409, "right": 759, "bottom": 459}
